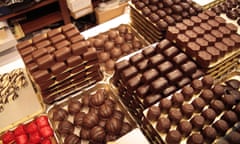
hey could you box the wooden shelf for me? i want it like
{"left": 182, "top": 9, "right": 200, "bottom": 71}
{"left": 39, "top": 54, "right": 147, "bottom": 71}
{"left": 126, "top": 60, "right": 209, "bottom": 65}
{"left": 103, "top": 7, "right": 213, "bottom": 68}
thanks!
{"left": 21, "top": 11, "right": 62, "bottom": 34}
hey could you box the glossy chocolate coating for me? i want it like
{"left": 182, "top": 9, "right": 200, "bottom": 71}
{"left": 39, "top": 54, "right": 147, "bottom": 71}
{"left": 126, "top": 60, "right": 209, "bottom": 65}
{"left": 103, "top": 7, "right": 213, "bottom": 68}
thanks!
{"left": 156, "top": 117, "right": 171, "bottom": 133}
{"left": 82, "top": 112, "right": 99, "bottom": 129}
{"left": 147, "top": 105, "right": 161, "bottom": 121}
{"left": 106, "top": 118, "right": 122, "bottom": 135}
{"left": 166, "top": 130, "right": 182, "bottom": 144}
{"left": 99, "top": 104, "right": 114, "bottom": 118}
{"left": 74, "top": 112, "right": 85, "bottom": 127}
{"left": 90, "top": 126, "right": 106, "bottom": 143}
{"left": 178, "top": 120, "right": 192, "bottom": 136}
{"left": 68, "top": 100, "right": 82, "bottom": 115}
{"left": 58, "top": 120, "right": 74, "bottom": 136}
{"left": 53, "top": 108, "right": 68, "bottom": 121}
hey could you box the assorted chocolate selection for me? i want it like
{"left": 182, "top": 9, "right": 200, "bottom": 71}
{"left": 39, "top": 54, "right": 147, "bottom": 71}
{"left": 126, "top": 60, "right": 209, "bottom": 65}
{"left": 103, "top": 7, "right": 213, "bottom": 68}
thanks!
{"left": 16, "top": 24, "right": 103, "bottom": 104}
{"left": 113, "top": 39, "right": 204, "bottom": 113}
{"left": 49, "top": 87, "right": 134, "bottom": 144}
{"left": 166, "top": 10, "right": 240, "bottom": 68}
{"left": 89, "top": 24, "right": 146, "bottom": 74}
{"left": 0, "top": 68, "right": 28, "bottom": 112}
{"left": 211, "top": 0, "right": 240, "bottom": 26}
{"left": 145, "top": 75, "right": 240, "bottom": 143}
{"left": 1, "top": 115, "right": 56, "bottom": 144}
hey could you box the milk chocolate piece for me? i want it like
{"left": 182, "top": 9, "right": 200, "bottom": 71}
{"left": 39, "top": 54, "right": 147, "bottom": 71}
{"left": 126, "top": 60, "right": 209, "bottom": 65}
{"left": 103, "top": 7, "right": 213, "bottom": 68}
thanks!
{"left": 226, "top": 23, "right": 238, "bottom": 33}
{"left": 27, "top": 62, "right": 38, "bottom": 73}
{"left": 106, "top": 118, "right": 122, "bottom": 135}
{"left": 36, "top": 54, "right": 55, "bottom": 69}
{"left": 149, "top": 13, "right": 160, "bottom": 22}
{"left": 83, "top": 48, "right": 97, "bottom": 61}
{"left": 222, "top": 94, "right": 236, "bottom": 107}
{"left": 202, "top": 108, "right": 217, "bottom": 123}
{"left": 132, "top": 39, "right": 142, "bottom": 50}
{"left": 169, "top": 108, "right": 182, "bottom": 123}
{"left": 187, "top": 133, "right": 204, "bottom": 144}
{"left": 191, "top": 79, "right": 203, "bottom": 92}
{"left": 149, "top": 54, "right": 165, "bottom": 66}
{"left": 176, "top": 23, "right": 187, "bottom": 32}
{"left": 196, "top": 51, "right": 212, "bottom": 68}
{"left": 185, "top": 30, "right": 197, "bottom": 41}
{"left": 212, "top": 84, "right": 225, "bottom": 98}
{"left": 163, "top": 46, "right": 179, "bottom": 58}
{"left": 35, "top": 40, "right": 51, "bottom": 49}
{"left": 82, "top": 112, "right": 99, "bottom": 129}
{"left": 222, "top": 110, "right": 238, "bottom": 125}
{"left": 135, "top": 1, "right": 145, "bottom": 9}
{"left": 191, "top": 115, "right": 205, "bottom": 129}
{"left": 69, "top": 35, "right": 84, "bottom": 43}
{"left": 17, "top": 40, "right": 32, "bottom": 50}
{"left": 19, "top": 46, "right": 35, "bottom": 57}
{"left": 157, "top": 20, "right": 168, "bottom": 31}
{"left": 202, "top": 126, "right": 217, "bottom": 142}
{"left": 32, "top": 34, "right": 47, "bottom": 43}
{"left": 54, "top": 47, "right": 71, "bottom": 62}
{"left": 210, "top": 99, "right": 225, "bottom": 114}
{"left": 156, "top": 117, "right": 171, "bottom": 132}
{"left": 204, "top": 34, "right": 216, "bottom": 46}
{"left": 64, "top": 134, "right": 80, "bottom": 144}
{"left": 160, "top": 98, "right": 172, "bottom": 112}
{"left": 66, "top": 56, "right": 83, "bottom": 67}
{"left": 53, "top": 108, "right": 68, "bottom": 121}
{"left": 213, "top": 119, "right": 229, "bottom": 135}
{"left": 58, "top": 120, "right": 74, "bottom": 136}
{"left": 183, "top": 19, "right": 194, "bottom": 29}
{"left": 198, "top": 13, "right": 209, "bottom": 22}
{"left": 38, "top": 79, "right": 54, "bottom": 90}
{"left": 142, "top": 69, "right": 159, "bottom": 83}
{"left": 173, "top": 53, "right": 188, "bottom": 65}
{"left": 55, "top": 40, "right": 71, "bottom": 50}
{"left": 207, "top": 19, "right": 220, "bottom": 29}
{"left": 130, "top": 53, "right": 144, "bottom": 64}
{"left": 222, "top": 38, "right": 235, "bottom": 51}
{"left": 136, "top": 59, "right": 149, "bottom": 72}
{"left": 178, "top": 120, "right": 192, "bottom": 136}
{"left": 166, "top": 26, "right": 179, "bottom": 41}
{"left": 110, "top": 47, "right": 122, "bottom": 59}
{"left": 151, "top": 77, "right": 168, "bottom": 92}
{"left": 114, "top": 60, "right": 130, "bottom": 72}
{"left": 166, "top": 69, "right": 183, "bottom": 83}
{"left": 121, "top": 66, "right": 138, "bottom": 80}
{"left": 71, "top": 41, "right": 86, "bottom": 55}
{"left": 230, "top": 34, "right": 240, "bottom": 47}
{"left": 166, "top": 130, "right": 182, "bottom": 144}
{"left": 62, "top": 23, "right": 75, "bottom": 32}
{"left": 176, "top": 34, "right": 189, "bottom": 47}
{"left": 56, "top": 71, "right": 70, "bottom": 81}
{"left": 156, "top": 39, "right": 171, "bottom": 52}
{"left": 121, "top": 43, "right": 131, "bottom": 54}
{"left": 144, "top": 94, "right": 162, "bottom": 107}
{"left": 136, "top": 85, "right": 150, "bottom": 98}
{"left": 200, "top": 23, "right": 212, "bottom": 33}
{"left": 182, "top": 85, "right": 194, "bottom": 100}
{"left": 181, "top": 103, "right": 194, "bottom": 118}
{"left": 180, "top": 61, "right": 196, "bottom": 74}
{"left": 46, "top": 46, "right": 55, "bottom": 54}
{"left": 147, "top": 106, "right": 161, "bottom": 121}
{"left": 192, "top": 97, "right": 206, "bottom": 111}
{"left": 200, "top": 89, "right": 214, "bottom": 102}
{"left": 23, "top": 55, "right": 33, "bottom": 64}
{"left": 32, "top": 48, "right": 47, "bottom": 59}
{"left": 50, "top": 34, "right": 66, "bottom": 44}
{"left": 164, "top": 16, "right": 175, "bottom": 25}
{"left": 65, "top": 28, "right": 79, "bottom": 38}
{"left": 163, "top": 85, "right": 176, "bottom": 96}
{"left": 157, "top": 61, "right": 173, "bottom": 74}
{"left": 50, "top": 62, "right": 67, "bottom": 75}
{"left": 202, "top": 75, "right": 214, "bottom": 88}
{"left": 177, "top": 77, "right": 191, "bottom": 88}
{"left": 226, "top": 131, "right": 240, "bottom": 144}
{"left": 186, "top": 42, "right": 200, "bottom": 57}
{"left": 127, "top": 74, "right": 142, "bottom": 90}
{"left": 142, "top": 46, "right": 156, "bottom": 57}
{"left": 172, "top": 92, "right": 184, "bottom": 106}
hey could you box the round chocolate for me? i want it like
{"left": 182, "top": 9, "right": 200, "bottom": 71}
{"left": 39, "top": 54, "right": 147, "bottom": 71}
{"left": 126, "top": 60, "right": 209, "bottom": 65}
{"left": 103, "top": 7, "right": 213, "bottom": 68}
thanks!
{"left": 202, "top": 126, "right": 217, "bottom": 142}
{"left": 226, "top": 131, "right": 240, "bottom": 144}
{"left": 64, "top": 134, "right": 80, "bottom": 144}
{"left": 124, "top": 33, "right": 134, "bottom": 41}
{"left": 105, "top": 59, "right": 115, "bottom": 72}
{"left": 99, "top": 120, "right": 106, "bottom": 128}
{"left": 104, "top": 98, "right": 116, "bottom": 108}
{"left": 181, "top": 85, "right": 194, "bottom": 100}
{"left": 213, "top": 119, "right": 229, "bottom": 135}
{"left": 192, "top": 97, "right": 206, "bottom": 111}
{"left": 80, "top": 128, "right": 90, "bottom": 140}
{"left": 160, "top": 98, "right": 172, "bottom": 112}
{"left": 191, "top": 79, "right": 203, "bottom": 92}
{"left": 99, "top": 103, "right": 114, "bottom": 119}
{"left": 90, "top": 90, "right": 106, "bottom": 106}
{"left": 172, "top": 92, "right": 184, "bottom": 106}
{"left": 157, "top": 20, "right": 168, "bottom": 31}
{"left": 118, "top": 24, "right": 128, "bottom": 34}
{"left": 94, "top": 39, "right": 104, "bottom": 48}
{"left": 169, "top": 108, "right": 182, "bottom": 123}
{"left": 82, "top": 112, "right": 99, "bottom": 129}
{"left": 149, "top": 5, "right": 158, "bottom": 12}
{"left": 156, "top": 117, "right": 171, "bottom": 133}
{"left": 58, "top": 120, "right": 74, "bottom": 136}
{"left": 178, "top": 120, "right": 192, "bottom": 136}
{"left": 108, "top": 30, "right": 118, "bottom": 40}
{"left": 142, "top": 7, "right": 151, "bottom": 16}
{"left": 111, "top": 47, "right": 122, "bottom": 59}
{"left": 106, "top": 118, "right": 122, "bottom": 135}
{"left": 98, "top": 52, "right": 110, "bottom": 62}
{"left": 180, "top": 2, "right": 190, "bottom": 10}
{"left": 227, "top": 10, "right": 238, "bottom": 20}
{"left": 115, "top": 36, "right": 125, "bottom": 45}
{"left": 191, "top": 115, "right": 205, "bottom": 129}
{"left": 89, "top": 107, "right": 99, "bottom": 115}
{"left": 82, "top": 94, "right": 90, "bottom": 106}
{"left": 112, "top": 110, "right": 124, "bottom": 122}
{"left": 68, "top": 100, "right": 82, "bottom": 115}
{"left": 202, "top": 75, "right": 214, "bottom": 88}
{"left": 187, "top": 133, "right": 204, "bottom": 144}
{"left": 74, "top": 112, "right": 85, "bottom": 127}
{"left": 120, "top": 122, "right": 132, "bottom": 136}
{"left": 104, "top": 41, "right": 114, "bottom": 51}
{"left": 164, "top": 16, "right": 175, "bottom": 25}
{"left": 210, "top": 99, "right": 225, "bottom": 114}
{"left": 212, "top": 84, "right": 225, "bottom": 98}
{"left": 166, "top": 130, "right": 182, "bottom": 144}
{"left": 163, "top": 0, "right": 174, "bottom": 6}
{"left": 172, "top": 4, "right": 183, "bottom": 13}
{"left": 90, "top": 126, "right": 106, "bottom": 143}
{"left": 222, "top": 110, "right": 238, "bottom": 125}
{"left": 53, "top": 108, "right": 68, "bottom": 121}
{"left": 121, "top": 43, "right": 131, "bottom": 53}
{"left": 222, "top": 94, "right": 236, "bottom": 107}
{"left": 181, "top": 103, "right": 194, "bottom": 118}
{"left": 147, "top": 106, "right": 161, "bottom": 121}
{"left": 201, "top": 108, "right": 217, "bottom": 123}
{"left": 149, "top": 13, "right": 160, "bottom": 22}
{"left": 200, "top": 89, "right": 214, "bottom": 102}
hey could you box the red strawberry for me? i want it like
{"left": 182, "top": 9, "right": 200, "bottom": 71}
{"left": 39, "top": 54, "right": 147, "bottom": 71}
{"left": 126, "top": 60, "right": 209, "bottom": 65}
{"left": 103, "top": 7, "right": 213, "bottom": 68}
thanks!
{"left": 41, "top": 138, "right": 52, "bottom": 144}
{"left": 35, "top": 116, "right": 49, "bottom": 128}
{"left": 25, "top": 122, "right": 38, "bottom": 134}
{"left": 29, "top": 131, "right": 41, "bottom": 144}
{"left": 14, "top": 124, "right": 26, "bottom": 136}
{"left": 39, "top": 126, "right": 53, "bottom": 138}
{"left": 2, "top": 131, "right": 15, "bottom": 144}
{"left": 15, "top": 134, "right": 28, "bottom": 144}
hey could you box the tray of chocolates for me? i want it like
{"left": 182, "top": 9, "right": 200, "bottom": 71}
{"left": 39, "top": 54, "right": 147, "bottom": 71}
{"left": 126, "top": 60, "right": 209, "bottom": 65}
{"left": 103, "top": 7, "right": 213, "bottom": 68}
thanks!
{"left": 210, "top": 0, "right": 240, "bottom": 33}
{"left": 111, "top": 39, "right": 204, "bottom": 122}
{"left": 0, "top": 68, "right": 45, "bottom": 134}
{"left": 16, "top": 23, "right": 103, "bottom": 104}
{"left": 143, "top": 74, "right": 240, "bottom": 144}
{"left": 87, "top": 24, "right": 149, "bottom": 75}
{"left": 166, "top": 10, "right": 240, "bottom": 70}
{"left": 0, "top": 115, "right": 57, "bottom": 144}
{"left": 47, "top": 83, "right": 137, "bottom": 144}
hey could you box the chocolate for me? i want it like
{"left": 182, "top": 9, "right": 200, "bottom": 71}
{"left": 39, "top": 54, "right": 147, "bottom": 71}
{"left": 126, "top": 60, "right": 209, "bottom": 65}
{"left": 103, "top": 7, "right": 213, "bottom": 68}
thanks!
{"left": 121, "top": 66, "right": 138, "bottom": 80}
{"left": 166, "top": 26, "right": 180, "bottom": 41}
{"left": 69, "top": 35, "right": 84, "bottom": 43}
{"left": 64, "top": 134, "right": 80, "bottom": 144}
{"left": 136, "top": 59, "right": 149, "bottom": 72}
{"left": 149, "top": 54, "right": 165, "bottom": 66}
{"left": 90, "top": 126, "right": 106, "bottom": 143}
{"left": 178, "top": 120, "right": 192, "bottom": 136}
{"left": 172, "top": 92, "right": 184, "bottom": 106}
{"left": 192, "top": 97, "right": 206, "bottom": 112}
{"left": 74, "top": 112, "right": 85, "bottom": 127}
{"left": 90, "top": 90, "right": 106, "bottom": 106}
{"left": 121, "top": 43, "right": 131, "bottom": 53}
{"left": 115, "top": 36, "right": 124, "bottom": 45}
{"left": 65, "top": 28, "right": 79, "bottom": 38}
{"left": 82, "top": 112, "right": 99, "bottom": 129}
{"left": 180, "top": 61, "right": 197, "bottom": 74}
{"left": 135, "top": 1, "right": 145, "bottom": 9}
{"left": 132, "top": 39, "right": 142, "bottom": 49}
{"left": 226, "top": 79, "right": 240, "bottom": 89}
{"left": 185, "top": 30, "right": 197, "bottom": 41}
{"left": 36, "top": 54, "right": 55, "bottom": 69}
{"left": 94, "top": 39, "right": 104, "bottom": 48}
{"left": 32, "top": 48, "right": 47, "bottom": 59}
{"left": 111, "top": 47, "right": 122, "bottom": 59}
{"left": 186, "top": 42, "right": 201, "bottom": 57}
{"left": 50, "top": 34, "right": 66, "bottom": 44}
{"left": 112, "top": 110, "right": 124, "bottom": 121}
{"left": 137, "top": 85, "right": 150, "bottom": 98}
{"left": 54, "top": 47, "right": 71, "bottom": 62}
{"left": 212, "top": 84, "right": 225, "bottom": 98}
{"left": 181, "top": 85, "right": 194, "bottom": 100}
{"left": 173, "top": 53, "right": 188, "bottom": 65}
{"left": 157, "top": 61, "right": 173, "bottom": 74}
{"left": 130, "top": 53, "right": 144, "bottom": 64}
{"left": 176, "top": 34, "right": 190, "bottom": 47}
{"left": 106, "top": 118, "right": 122, "bottom": 135}
{"left": 124, "top": 33, "right": 134, "bottom": 41}
{"left": 66, "top": 56, "right": 82, "bottom": 67}
{"left": 226, "top": 131, "right": 240, "bottom": 144}
{"left": 142, "top": 46, "right": 155, "bottom": 57}
{"left": 160, "top": 98, "right": 172, "bottom": 112}
{"left": 202, "top": 75, "right": 214, "bottom": 88}
{"left": 176, "top": 23, "right": 188, "bottom": 32}
{"left": 202, "top": 126, "right": 217, "bottom": 142}
{"left": 55, "top": 40, "right": 71, "bottom": 50}
{"left": 187, "top": 133, "right": 204, "bottom": 144}
{"left": 147, "top": 105, "right": 161, "bottom": 121}
{"left": 166, "top": 69, "right": 183, "bottom": 83}
{"left": 163, "top": 46, "right": 179, "bottom": 58}
{"left": 149, "top": 13, "right": 160, "bottom": 22}
{"left": 206, "top": 46, "right": 220, "bottom": 61}
{"left": 156, "top": 39, "right": 171, "bottom": 52}
{"left": 222, "top": 94, "right": 236, "bottom": 107}
{"left": 202, "top": 108, "right": 217, "bottom": 123}
{"left": 172, "top": 4, "right": 183, "bottom": 13}
{"left": 35, "top": 40, "right": 51, "bottom": 49}
{"left": 156, "top": 117, "right": 171, "bottom": 133}
{"left": 142, "top": 69, "right": 159, "bottom": 83}
{"left": 151, "top": 77, "right": 168, "bottom": 92}
{"left": 169, "top": 108, "right": 182, "bottom": 123}
{"left": 181, "top": 103, "right": 194, "bottom": 118}
{"left": 68, "top": 100, "right": 82, "bottom": 115}
{"left": 104, "top": 41, "right": 114, "bottom": 51}
{"left": 114, "top": 60, "right": 130, "bottom": 72}
{"left": 210, "top": 99, "right": 225, "bottom": 114}
{"left": 191, "top": 115, "right": 205, "bottom": 129}
{"left": 221, "top": 110, "right": 238, "bottom": 125}
{"left": 166, "top": 130, "right": 182, "bottom": 144}
{"left": 99, "top": 104, "right": 114, "bottom": 119}
{"left": 58, "top": 120, "right": 74, "bottom": 136}
{"left": 32, "top": 70, "right": 51, "bottom": 82}
{"left": 226, "top": 23, "right": 238, "bottom": 33}
{"left": 144, "top": 94, "right": 162, "bottom": 107}
{"left": 50, "top": 62, "right": 67, "bottom": 75}
{"left": 71, "top": 41, "right": 87, "bottom": 55}
{"left": 80, "top": 128, "right": 90, "bottom": 140}
{"left": 53, "top": 108, "right": 68, "bottom": 121}
{"left": 163, "top": 85, "right": 176, "bottom": 96}
{"left": 120, "top": 122, "right": 132, "bottom": 136}
{"left": 157, "top": 20, "right": 168, "bottom": 31}
{"left": 191, "top": 79, "right": 203, "bottom": 92}
{"left": 200, "top": 89, "right": 214, "bottom": 102}
{"left": 213, "top": 119, "right": 229, "bottom": 135}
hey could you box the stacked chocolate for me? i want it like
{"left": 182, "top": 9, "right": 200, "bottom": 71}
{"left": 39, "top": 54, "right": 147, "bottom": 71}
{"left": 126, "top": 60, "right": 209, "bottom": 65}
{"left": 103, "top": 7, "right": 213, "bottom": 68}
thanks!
{"left": 112, "top": 39, "right": 204, "bottom": 120}
{"left": 89, "top": 24, "right": 146, "bottom": 74}
{"left": 130, "top": 0, "right": 202, "bottom": 43}
{"left": 211, "top": 0, "right": 240, "bottom": 26}
{"left": 144, "top": 75, "right": 240, "bottom": 143}
{"left": 166, "top": 10, "right": 240, "bottom": 70}
{"left": 16, "top": 24, "right": 103, "bottom": 104}
{"left": 49, "top": 86, "right": 135, "bottom": 144}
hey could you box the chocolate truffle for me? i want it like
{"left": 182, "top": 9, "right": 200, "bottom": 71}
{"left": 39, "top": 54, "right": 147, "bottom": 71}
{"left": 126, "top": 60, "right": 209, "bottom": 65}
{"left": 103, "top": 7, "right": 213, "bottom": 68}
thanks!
{"left": 90, "top": 126, "right": 106, "bottom": 143}
{"left": 202, "top": 126, "right": 217, "bottom": 142}
{"left": 111, "top": 47, "right": 122, "bottom": 59}
{"left": 90, "top": 91, "right": 106, "bottom": 106}
{"left": 201, "top": 108, "right": 217, "bottom": 123}
{"left": 74, "top": 112, "right": 85, "bottom": 127}
{"left": 53, "top": 108, "right": 68, "bottom": 121}
{"left": 112, "top": 110, "right": 124, "bottom": 121}
{"left": 181, "top": 85, "right": 194, "bottom": 100}
{"left": 222, "top": 94, "right": 236, "bottom": 107}
{"left": 82, "top": 94, "right": 90, "bottom": 106}
{"left": 142, "top": 7, "right": 151, "bottom": 16}
{"left": 166, "top": 130, "right": 182, "bottom": 144}
{"left": 172, "top": 92, "right": 184, "bottom": 106}
{"left": 80, "top": 128, "right": 90, "bottom": 140}
{"left": 151, "top": 77, "right": 168, "bottom": 92}
{"left": 149, "top": 13, "right": 160, "bottom": 22}
{"left": 210, "top": 99, "right": 225, "bottom": 114}
{"left": 121, "top": 43, "right": 131, "bottom": 53}
{"left": 169, "top": 108, "right": 182, "bottom": 123}
{"left": 108, "top": 30, "right": 118, "bottom": 40}
{"left": 202, "top": 75, "right": 214, "bottom": 88}
{"left": 221, "top": 110, "right": 238, "bottom": 125}
{"left": 132, "top": 39, "right": 142, "bottom": 50}
{"left": 58, "top": 120, "right": 74, "bottom": 136}
{"left": 99, "top": 104, "right": 114, "bottom": 119}
{"left": 191, "top": 115, "right": 205, "bottom": 129}
{"left": 187, "top": 133, "right": 204, "bottom": 144}
{"left": 82, "top": 112, "right": 99, "bottom": 129}
{"left": 142, "top": 69, "right": 159, "bottom": 83}
{"left": 200, "top": 89, "right": 214, "bottom": 102}
{"left": 226, "top": 131, "right": 240, "bottom": 144}
{"left": 178, "top": 120, "right": 192, "bottom": 136}
{"left": 191, "top": 79, "right": 203, "bottom": 92}
{"left": 124, "top": 33, "right": 134, "bottom": 41}
{"left": 105, "top": 59, "right": 115, "bottom": 72}
{"left": 98, "top": 52, "right": 110, "bottom": 63}
{"left": 120, "top": 122, "right": 132, "bottom": 136}
{"left": 147, "top": 105, "right": 161, "bottom": 121}
{"left": 64, "top": 134, "right": 80, "bottom": 144}
{"left": 160, "top": 98, "right": 172, "bottom": 112}
{"left": 213, "top": 119, "right": 229, "bottom": 135}
{"left": 181, "top": 103, "right": 194, "bottom": 118}
{"left": 68, "top": 100, "right": 82, "bottom": 115}
{"left": 106, "top": 118, "right": 122, "bottom": 135}
{"left": 156, "top": 117, "right": 171, "bottom": 133}
{"left": 104, "top": 41, "right": 114, "bottom": 51}
{"left": 115, "top": 36, "right": 124, "bottom": 45}
{"left": 118, "top": 24, "right": 128, "bottom": 34}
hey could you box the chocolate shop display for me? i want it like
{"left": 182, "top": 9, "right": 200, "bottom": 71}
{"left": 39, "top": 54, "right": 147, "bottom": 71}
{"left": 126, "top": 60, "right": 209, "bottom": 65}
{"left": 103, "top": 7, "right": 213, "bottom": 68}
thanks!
{"left": 143, "top": 74, "right": 240, "bottom": 144}
{"left": 130, "top": 0, "right": 203, "bottom": 43}
{"left": 112, "top": 39, "right": 204, "bottom": 121}
{"left": 48, "top": 83, "right": 136, "bottom": 144}
{"left": 16, "top": 24, "right": 103, "bottom": 104}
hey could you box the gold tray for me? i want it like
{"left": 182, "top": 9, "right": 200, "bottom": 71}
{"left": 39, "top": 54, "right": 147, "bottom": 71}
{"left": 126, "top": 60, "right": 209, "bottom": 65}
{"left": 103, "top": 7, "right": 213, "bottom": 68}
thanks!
{"left": 47, "top": 82, "right": 137, "bottom": 144}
